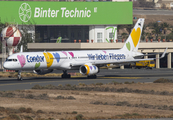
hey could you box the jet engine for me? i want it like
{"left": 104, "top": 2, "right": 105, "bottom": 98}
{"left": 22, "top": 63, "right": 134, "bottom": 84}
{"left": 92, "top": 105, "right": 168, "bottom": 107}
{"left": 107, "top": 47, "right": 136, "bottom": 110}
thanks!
{"left": 33, "top": 69, "right": 53, "bottom": 75}
{"left": 79, "top": 63, "right": 99, "bottom": 75}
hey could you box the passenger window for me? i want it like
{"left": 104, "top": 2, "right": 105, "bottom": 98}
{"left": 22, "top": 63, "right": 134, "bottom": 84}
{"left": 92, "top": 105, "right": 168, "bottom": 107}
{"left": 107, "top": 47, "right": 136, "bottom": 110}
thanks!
{"left": 13, "top": 59, "right": 17, "bottom": 62}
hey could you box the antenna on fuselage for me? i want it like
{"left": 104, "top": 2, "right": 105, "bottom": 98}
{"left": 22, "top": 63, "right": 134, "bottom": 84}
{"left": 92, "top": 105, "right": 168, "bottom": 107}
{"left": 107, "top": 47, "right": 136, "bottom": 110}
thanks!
{"left": 20, "top": 45, "right": 23, "bottom": 53}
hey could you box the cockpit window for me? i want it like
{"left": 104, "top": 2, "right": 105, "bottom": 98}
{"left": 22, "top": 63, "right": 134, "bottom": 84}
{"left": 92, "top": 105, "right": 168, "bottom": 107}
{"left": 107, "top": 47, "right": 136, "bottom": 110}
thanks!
{"left": 6, "top": 59, "right": 18, "bottom": 62}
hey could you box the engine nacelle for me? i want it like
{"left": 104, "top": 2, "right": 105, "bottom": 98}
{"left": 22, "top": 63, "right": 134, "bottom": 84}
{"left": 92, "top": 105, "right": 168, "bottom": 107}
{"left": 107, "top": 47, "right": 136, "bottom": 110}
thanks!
{"left": 79, "top": 64, "right": 99, "bottom": 75}
{"left": 33, "top": 69, "right": 53, "bottom": 75}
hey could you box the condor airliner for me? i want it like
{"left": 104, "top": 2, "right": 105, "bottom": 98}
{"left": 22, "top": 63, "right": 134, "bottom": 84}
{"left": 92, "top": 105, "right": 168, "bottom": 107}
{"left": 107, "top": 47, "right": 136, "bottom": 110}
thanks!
{"left": 3, "top": 18, "right": 167, "bottom": 80}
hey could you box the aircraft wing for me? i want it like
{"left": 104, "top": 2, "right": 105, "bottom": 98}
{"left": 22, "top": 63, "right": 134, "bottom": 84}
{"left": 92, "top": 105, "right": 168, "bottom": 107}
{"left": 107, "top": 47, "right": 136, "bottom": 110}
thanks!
{"left": 71, "top": 48, "right": 167, "bottom": 67}
{"left": 70, "top": 58, "right": 155, "bottom": 67}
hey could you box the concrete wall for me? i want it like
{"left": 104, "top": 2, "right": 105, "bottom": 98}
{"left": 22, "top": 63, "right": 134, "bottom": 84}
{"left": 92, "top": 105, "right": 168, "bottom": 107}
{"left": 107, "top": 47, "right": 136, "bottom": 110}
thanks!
{"left": 28, "top": 42, "right": 173, "bottom": 51}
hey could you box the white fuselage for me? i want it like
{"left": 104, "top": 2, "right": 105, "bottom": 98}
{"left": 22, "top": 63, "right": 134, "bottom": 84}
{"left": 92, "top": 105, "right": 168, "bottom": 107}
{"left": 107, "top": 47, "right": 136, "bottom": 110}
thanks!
{"left": 3, "top": 49, "right": 132, "bottom": 71}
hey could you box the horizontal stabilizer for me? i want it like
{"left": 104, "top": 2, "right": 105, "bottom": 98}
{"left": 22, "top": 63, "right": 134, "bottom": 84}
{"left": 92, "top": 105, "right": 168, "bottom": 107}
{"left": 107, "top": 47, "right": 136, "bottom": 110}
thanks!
{"left": 160, "top": 47, "right": 168, "bottom": 59}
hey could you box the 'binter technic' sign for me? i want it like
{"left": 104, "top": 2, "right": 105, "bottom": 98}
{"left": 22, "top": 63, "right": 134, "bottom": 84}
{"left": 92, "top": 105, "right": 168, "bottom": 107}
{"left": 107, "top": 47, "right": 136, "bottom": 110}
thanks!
{"left": 0, "top": 1, "right": 132, "bottom": 25}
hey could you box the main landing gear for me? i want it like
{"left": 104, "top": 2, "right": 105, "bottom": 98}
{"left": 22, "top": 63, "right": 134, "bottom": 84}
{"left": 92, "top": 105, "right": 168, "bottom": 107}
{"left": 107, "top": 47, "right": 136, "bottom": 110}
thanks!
{"left": 17, "top": 70, "right": 23, "bottom": 81}
{"left": 61, "top": 70, "right": 71, "bottom": 78}
{"left": 87, "top": 74, "right": 97, "bottom": 79}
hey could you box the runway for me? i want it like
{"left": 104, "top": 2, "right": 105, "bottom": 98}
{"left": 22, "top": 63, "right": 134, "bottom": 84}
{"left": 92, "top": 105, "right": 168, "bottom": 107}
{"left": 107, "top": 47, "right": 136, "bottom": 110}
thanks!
{"left": 0, "top": 68, "right": 173, "bottom": 91}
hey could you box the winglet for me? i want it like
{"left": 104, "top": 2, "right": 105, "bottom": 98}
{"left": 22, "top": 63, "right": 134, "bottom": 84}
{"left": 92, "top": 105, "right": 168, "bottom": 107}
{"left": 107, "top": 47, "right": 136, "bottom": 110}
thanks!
{"left": 160, "top": 47, "right": 168, "bottom": 59}
{"left": 20, "top": 45, "right": 23, "bottom": 53}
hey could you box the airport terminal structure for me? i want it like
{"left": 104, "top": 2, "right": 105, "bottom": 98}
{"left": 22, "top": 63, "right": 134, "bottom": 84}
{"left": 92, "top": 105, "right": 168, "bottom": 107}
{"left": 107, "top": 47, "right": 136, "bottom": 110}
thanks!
{"left": 0, "top": 1, "right": 132, "bottom": 43}
{"left": 0, "top": 1, "right": 173, "bottom": 69}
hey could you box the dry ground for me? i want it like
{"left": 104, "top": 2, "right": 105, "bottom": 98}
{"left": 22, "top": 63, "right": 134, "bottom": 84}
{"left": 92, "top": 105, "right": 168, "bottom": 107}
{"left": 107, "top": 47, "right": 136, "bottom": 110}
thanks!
{"left": 0, "top": 82, "right": 173, "bottom": 120}
{"left": 134, "top": 15, "right": 173, "bottom": 25}
{"left": 118, "top": 15, "right": 173, "bottom": 40}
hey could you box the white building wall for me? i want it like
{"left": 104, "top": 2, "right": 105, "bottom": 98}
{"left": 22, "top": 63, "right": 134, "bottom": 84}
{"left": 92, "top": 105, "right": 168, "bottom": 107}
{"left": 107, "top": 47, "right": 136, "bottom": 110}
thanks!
{"left": 89, "top": 26, "right": 94, "bottom": 42}
{"left": 89, "top": 25, "right": 117, "bottom": 43}
{"left": 95, "top": 26, "right": 105, "bottom": 43}
{"left": 105, "top": 26, "right": 117, "bottom": 42}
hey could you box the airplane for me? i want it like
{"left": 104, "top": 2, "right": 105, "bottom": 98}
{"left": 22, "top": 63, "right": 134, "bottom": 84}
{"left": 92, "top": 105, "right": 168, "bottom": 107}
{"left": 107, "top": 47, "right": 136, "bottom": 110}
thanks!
{"left": 3, "top": 18, "right": 167, "bottom": 80}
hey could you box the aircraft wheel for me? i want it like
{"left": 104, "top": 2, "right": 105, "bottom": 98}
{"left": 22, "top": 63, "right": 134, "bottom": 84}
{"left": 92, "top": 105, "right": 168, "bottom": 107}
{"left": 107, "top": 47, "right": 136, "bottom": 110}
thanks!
{"left": 17, "top": 70, "right": 22, "bottom": 81}
{"left": 93, "top": 75, "right": 97, "bottom": 79}
{"left": 87, "top": 75, "right": 97, "bottom": 79}
{"left": 67, "top": 74, "right": 71, "bottom": 78}
{"left": 61, "top": 74, "right": 65, "bottom": 78}
{"left": 61, "top": 74, "right": 71, "bottom": 78}
{"left": 17, "top": 75, "right": 23, "bottom": 81}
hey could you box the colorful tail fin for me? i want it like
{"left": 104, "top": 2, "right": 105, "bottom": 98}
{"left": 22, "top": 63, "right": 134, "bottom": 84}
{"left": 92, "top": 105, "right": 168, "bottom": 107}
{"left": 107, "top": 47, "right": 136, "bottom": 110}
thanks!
{"left": 121, "top": 18, "right": 144, "bottom": 53}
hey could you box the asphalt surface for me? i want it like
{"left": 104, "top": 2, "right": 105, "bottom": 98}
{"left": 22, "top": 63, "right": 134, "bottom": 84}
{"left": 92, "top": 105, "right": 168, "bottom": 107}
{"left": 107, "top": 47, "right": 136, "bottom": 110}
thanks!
{"left": 133, "top": 9, "right": 173, "bottom": 15}
{"left": 0, "top": 68, "right": 173, "bottom": 91}
{"left": 1, "top": 68, "right": 173, "bottom": 120}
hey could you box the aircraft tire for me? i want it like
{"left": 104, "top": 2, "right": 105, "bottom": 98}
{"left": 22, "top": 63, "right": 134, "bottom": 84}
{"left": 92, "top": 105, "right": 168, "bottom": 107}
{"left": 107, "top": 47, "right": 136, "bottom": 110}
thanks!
{"left": 61, "top": 74, "right": 71, "bottom": 78}
{"left": 17, "top": 76, "right": 23, "bottom": 81}
{"left": 61, "top": 74, "right": 65, "bottom": 78}
{"left": 67, "top": 74, "right": 71, "bottom": 78}
{"left": 87, "top": 75, "right": 97, "bottom": 79}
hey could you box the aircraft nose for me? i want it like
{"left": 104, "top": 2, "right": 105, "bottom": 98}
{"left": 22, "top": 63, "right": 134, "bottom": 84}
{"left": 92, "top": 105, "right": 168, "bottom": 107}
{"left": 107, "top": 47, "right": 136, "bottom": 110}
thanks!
{"left": 3, "top": 62, "right": 10, "bottom": 69}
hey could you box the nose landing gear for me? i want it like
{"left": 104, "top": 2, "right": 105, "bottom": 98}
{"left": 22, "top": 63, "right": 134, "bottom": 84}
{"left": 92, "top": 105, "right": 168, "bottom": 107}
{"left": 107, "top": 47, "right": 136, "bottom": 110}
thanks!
{"left": 17, "top": 70, "right": 23, "bottom": 81}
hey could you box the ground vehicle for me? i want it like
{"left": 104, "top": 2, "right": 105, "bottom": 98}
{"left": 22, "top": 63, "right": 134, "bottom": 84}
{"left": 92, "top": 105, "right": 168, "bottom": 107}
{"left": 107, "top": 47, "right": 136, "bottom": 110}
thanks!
{"left": 131, "top": 60, "right": 155, "bottom": 69}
